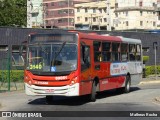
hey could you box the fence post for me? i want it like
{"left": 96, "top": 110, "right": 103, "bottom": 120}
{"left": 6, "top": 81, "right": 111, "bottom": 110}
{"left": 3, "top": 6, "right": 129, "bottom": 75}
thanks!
{"left": 7, "top": 48, "right": 11, "bottom": 91}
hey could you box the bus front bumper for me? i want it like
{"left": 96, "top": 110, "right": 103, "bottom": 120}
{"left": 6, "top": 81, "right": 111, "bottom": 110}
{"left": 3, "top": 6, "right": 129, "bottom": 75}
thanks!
{"left": 25, "top": 83, "right": 79, "bottom": 96}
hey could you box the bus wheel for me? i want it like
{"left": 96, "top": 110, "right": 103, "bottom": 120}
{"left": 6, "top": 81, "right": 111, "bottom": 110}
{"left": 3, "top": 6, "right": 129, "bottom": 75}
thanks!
{"left": 124, "top": 75, "right": 131, "bottom": 93}
{"left": 46, "top": 96, "right": 53, "bottom": 104}
{"left": 90, "top": 80, "right": 97, "bottom": 102}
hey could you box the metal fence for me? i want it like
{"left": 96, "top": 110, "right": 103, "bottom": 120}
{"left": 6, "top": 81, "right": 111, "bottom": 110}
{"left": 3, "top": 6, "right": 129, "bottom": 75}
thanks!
{"left": 0, "top": 50, "right": 24, "bottom": 92}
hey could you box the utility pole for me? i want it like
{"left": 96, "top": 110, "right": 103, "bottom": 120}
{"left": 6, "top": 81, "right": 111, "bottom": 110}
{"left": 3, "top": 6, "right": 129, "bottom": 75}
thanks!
{"left": 43, "top": 3, "right": 46, "bottom": 29}
{"left": 27, "top": 0, "right": 33, "bottom": 28}
{"left": 68, "top": 0, "right": 70, "bottom": 29}
{"left": 106, "top": 0, "right": 111, "bottom": 31}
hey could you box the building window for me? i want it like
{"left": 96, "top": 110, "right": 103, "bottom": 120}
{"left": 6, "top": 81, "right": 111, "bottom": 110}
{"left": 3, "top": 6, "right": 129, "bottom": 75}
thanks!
{"left": 12, "top": 45, "right": 26, "bottom": 66}
{"left": 0, "top": 45, "right": 8, "bottom": 51}
{"left": 100, "top": 18, "right": 102, "bottom": 23}
{"left": 104, "top": 18, "right": 107, "bottom": 22}
{"left": 126, "top": 11, "right": 128, "bottom": 16}
{"left": 51, "top": 2, "right": 54, "bottom": 6}
{"left": 93, "top": 8, "right": 96, "bottom": 13}
{"left": 85, "top": 8, "right": 88, "bottom": 13}
{"left": 140, "top": 21, "right": 143, "bottom": 26}
{"left": 50, "top": 11, "right": 54, "bottom": 16}
{"left": 140, "top": 11, "right": 143, "bottom": 16}
{"left": 115, "top": 13, "right": 118, "bottom": 17}
{"left": 115, "top": 3, "right": 118, "bottom": 8}
{"left": 77, "top": 8, "right": 80, "bottom": 12}
{"left": 126, "top": 21, "right": 128, "bottom": 26}
{"left": 77, "top": 17, "right": 80, "bottom": 22}
{"left": 103, "top": 8, "right": 106, "bottom": 13}
{"left": 58, "top": 19, "right": 63, "bottom": 23}
{"left": 99, "top": 9, "right": 102, "bottom": 13}
{"left": 45, "top": 20, "right": 48, "bottom": 24}
{"left": 153, "top": 21, "right": 156, "bottom": 26}
{"left": 45, "top": 3, "right": 48, "bottom": 7}
{"left": 85, "top": 17, "right": 88, "bottom": 22}
{"left": 93, "top": 17, "right": 96, "bottom": 22}
{"left": 70, "top": 9, "right": 74, "bottom": 13}
{"left": 139, "top": 1, "right": 143, "bottom": 7}
{"left": 153, "top": 2, "right": 156, "bottom": 7}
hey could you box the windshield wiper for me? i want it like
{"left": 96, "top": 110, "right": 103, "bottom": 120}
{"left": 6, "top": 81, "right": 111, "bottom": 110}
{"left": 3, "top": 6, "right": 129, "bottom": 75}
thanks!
{"left": 52, "top": 42, "right": 66, "bottom": 66}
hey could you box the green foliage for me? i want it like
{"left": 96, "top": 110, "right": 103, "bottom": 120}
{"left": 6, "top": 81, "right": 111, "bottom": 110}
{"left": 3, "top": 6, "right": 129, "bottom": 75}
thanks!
{"left": 0, "top": 0, "right": 27, "bottom": 27}
{"left": 145, "top": 65, "right": 160, "bottom": 76}
{"left": 0, "top": 70, "right": 24, "bottom": 82}
{"left": 143, "top": 56, "right": 149, "bottom": 62}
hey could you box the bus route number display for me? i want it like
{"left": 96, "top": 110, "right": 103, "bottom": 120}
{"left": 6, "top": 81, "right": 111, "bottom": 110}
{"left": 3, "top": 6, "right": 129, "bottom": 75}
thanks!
{"left": 30, "top": 34, "right": 76, "bottom": 43}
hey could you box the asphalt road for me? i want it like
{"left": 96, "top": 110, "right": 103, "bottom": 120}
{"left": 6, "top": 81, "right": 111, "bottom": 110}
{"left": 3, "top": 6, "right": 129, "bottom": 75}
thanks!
{"left": 0, "top": 83, "right": 160, "bottom": 120}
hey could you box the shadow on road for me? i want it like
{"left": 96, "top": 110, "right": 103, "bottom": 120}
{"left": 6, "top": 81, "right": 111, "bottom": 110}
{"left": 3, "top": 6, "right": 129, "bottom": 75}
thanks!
{"left": 96, "top": 87, "right": 140, "bottom": 100}
{"left": 28, "top": 87, "right": 140, "bottom": 106}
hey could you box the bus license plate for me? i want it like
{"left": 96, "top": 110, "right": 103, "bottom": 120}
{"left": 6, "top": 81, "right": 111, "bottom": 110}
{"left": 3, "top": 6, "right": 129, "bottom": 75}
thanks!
{"left": 45, "top": 89, "right": 54, "bottom": 93}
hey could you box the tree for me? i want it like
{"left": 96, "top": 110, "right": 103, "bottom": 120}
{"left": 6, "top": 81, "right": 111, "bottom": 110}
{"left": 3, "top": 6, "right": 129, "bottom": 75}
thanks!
{"left": 0, "top": 0, "right": 27, "bottom": 27}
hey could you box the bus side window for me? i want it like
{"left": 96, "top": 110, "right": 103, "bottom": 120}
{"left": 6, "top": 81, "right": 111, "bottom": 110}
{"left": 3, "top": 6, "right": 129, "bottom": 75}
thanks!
{"left": 121, "top": 43, "right": 128, "bottom": 61}
{"left": 136, "top": 44, "right": 141, "bottom": 61}
{"left": 81, "top": 45, "right": 90, "bottom": 71}
{"left": 94, "top": 41, "right": 102, "bottom": 62}
{"left": 112, "top": 43, "right": 120, "bottom": 61}
{"left": 129, "top": 44, "right": 136, "bottom": 61}
{"left": 102, "top": 42, "right": 111, "bottom": 61}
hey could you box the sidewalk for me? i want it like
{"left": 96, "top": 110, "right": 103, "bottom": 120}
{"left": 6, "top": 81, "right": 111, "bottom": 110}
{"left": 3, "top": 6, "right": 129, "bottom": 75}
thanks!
{"left": 140, "top": 75, "right": 160, "bottom": 103}
{"left": 140, "top": 75, "right": 160, "bottom": 84}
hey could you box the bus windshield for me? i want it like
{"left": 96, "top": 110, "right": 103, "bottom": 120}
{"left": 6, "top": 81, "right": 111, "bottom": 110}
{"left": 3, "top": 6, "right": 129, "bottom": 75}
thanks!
{"left": 27, "top": 43, "right": 77, "bottom": 73}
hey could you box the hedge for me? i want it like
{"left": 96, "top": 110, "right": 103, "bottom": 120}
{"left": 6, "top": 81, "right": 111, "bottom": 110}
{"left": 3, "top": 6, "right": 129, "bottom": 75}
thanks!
{"left": 145, "top": 65, "right": 160, "bottom": 76}
{"left": 0, "top": 70, "right": 24, "bottom": 82}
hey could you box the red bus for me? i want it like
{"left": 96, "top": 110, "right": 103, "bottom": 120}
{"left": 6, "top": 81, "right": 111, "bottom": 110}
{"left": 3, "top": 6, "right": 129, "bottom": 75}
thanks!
{"left": 23, "top": 31, "right": 143, "bottom": 103}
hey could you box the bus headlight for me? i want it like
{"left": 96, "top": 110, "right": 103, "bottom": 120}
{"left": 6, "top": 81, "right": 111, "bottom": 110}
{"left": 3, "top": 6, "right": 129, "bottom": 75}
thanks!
{"left": 70, "top": 76, "right": 78, "bottom": 86}
{"left": 24, "top": 76, "right": 32, "bottom": 85}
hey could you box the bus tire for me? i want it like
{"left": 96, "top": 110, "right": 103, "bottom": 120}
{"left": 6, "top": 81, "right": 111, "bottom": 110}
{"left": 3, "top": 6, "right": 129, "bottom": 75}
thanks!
{"left": 46, "top": 96, "right": 53, "bottom": 104}
{"left": 90, "top": 80, "right": 97, "bottom": 102}
{"left": 124, "top": 75, "right": 131, "bottom": 93}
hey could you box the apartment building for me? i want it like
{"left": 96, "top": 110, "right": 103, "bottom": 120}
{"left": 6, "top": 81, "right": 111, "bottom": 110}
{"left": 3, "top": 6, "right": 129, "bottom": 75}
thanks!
{"left": 74, "top": 0, "right": 116, "bottom": 30}
{"left": 27, "top": 0, "right": 43, "bottom": 28}
{"left": 114, "top": 0, "right": 159, "bottom": 30}
{"left": 43, "top": 0, "right": 96, "bottom": 29}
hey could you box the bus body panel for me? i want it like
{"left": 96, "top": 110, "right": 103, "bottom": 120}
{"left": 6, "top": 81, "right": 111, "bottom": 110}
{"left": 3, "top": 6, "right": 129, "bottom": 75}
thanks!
{"left": 127, "top": 61, "right": 143, "bottom": 85}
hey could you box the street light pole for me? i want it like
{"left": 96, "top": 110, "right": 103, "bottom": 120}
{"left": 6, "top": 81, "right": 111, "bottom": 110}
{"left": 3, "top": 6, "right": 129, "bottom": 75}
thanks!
{"left": 106, "top": 0, "right": 111, "bottom": 31}
{"left": 153, "top": 42, "right": 158, "bottom": 80}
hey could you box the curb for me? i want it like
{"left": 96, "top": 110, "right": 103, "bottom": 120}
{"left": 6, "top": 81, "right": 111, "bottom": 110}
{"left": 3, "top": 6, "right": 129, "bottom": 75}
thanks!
{"left": 139, "top": 80, "right": 160, "bottom": 85}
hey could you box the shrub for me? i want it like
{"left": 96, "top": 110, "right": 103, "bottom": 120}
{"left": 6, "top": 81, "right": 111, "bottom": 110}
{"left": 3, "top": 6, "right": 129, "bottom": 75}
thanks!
{"left": 145, "top": 65, "right": 160, "bottom": 76}
{"left": 0, "top": 70, "right": 24, "bottom": 82}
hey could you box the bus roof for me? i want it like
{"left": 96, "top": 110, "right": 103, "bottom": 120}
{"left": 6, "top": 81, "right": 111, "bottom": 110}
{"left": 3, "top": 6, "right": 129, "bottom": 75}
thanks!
{"left": 117, "top": 36, "right": 141, "bottom": 44}
{"left": 75, "top": 32, "right": 141, "bottom": 44}
{"left": 78, "top": 32, "right": 121, "bottom": 42}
